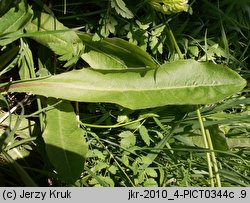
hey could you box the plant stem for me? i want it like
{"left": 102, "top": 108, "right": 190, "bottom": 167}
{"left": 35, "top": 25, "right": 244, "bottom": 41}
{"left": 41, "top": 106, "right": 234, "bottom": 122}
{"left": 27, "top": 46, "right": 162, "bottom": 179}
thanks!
{"left": 167, "top": 24, "right": 183, "bottom": 59}
{"left": 204, "top": 124, "right": 221, "bottom": 187}
{"left": 196, "top": 107, "right": 215, "bottom": 186}
{"left": 99, "top": 141, "right": 135, "bottom": 187}
{"left": 36, "top": 98, "right": 45, "bottom": 131}
{"left": 64, "top": 0, "right": 67, "bottom": 14}
{"left": 75, "top": 101, "right": 80, "bottom": 127}
{"left": 80, "top": 117, "right": 146, "bottom": 129}
{"left": 84, "top": 166, "right": 109, "bottom": 187}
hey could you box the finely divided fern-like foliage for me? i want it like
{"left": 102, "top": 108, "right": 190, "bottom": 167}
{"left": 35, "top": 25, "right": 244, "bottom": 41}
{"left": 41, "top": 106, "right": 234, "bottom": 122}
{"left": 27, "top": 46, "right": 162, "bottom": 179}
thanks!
{"left": 111, "top": 0, "right": 134, "bottom": 19}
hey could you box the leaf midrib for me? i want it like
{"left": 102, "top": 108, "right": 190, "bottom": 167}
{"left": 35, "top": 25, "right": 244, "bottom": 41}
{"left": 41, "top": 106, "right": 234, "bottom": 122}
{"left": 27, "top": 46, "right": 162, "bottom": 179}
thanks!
{"left": 10, "top": 81, "right": 243, "bottom": 92}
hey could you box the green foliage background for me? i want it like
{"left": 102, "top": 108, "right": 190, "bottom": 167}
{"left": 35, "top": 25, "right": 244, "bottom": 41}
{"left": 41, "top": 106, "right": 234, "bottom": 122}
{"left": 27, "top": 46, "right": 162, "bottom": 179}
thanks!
{"left": 0, "top": 0, "right": 249, "bottom": 186}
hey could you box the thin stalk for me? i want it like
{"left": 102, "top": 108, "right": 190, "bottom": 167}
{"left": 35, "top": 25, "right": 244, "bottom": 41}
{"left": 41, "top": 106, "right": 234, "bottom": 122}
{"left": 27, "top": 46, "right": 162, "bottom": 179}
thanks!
{"left": 204, "top": 29, "right": 208, "bottom": 62}
{"left": 166, "top": 24, "right": 183, "bottom": 59}
{"left": 80, "top": 117, "right": 147, "bottom": 129}
{"left": 84, "top": 166, "right": 109, "bottom": 187}
{"left": 0, "top": 105, "right": 18, "bottom": 124}
{"left": 24, "top": 100, "right": 63, "bottom": 118}
{"left": 166, "top": 142, "right": 188, "bottom": 186}
{"left": 204, "top": 125, "right": 221, "bottom": 187}
{"left": 75, "top": 101, "right": 80, "bottom": 127}
{"left": 196, "top": 107, "right": 215, "bottom": 186}
{"left": 36, "top": 98, "right": 45, "bottom": 131}
{"left": 100, "top": 142, "right": 135, "bottom": 187}
{"left": 64, "top": 0, "right": 67, "bottom": 15}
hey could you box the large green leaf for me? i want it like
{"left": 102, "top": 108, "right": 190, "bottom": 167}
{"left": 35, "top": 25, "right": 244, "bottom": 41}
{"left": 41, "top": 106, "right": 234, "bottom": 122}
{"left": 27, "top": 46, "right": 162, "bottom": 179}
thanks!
{"left": 0, "top": 0, "right": 33, "bottom": 45}
{"left": 79, "top": 32, "right": 157, "bottom": 69}
{"left": 43, "top": 99, "right": 88, "bottom": 182}
{"left": 1, "top": 60, "right": 246, "bottom": 110}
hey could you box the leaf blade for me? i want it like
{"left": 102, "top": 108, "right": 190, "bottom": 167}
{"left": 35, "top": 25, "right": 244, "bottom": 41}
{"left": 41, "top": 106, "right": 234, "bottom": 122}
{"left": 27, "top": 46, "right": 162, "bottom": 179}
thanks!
{"left": 43, "top": 99, "right": 88, "bottom": 182}
{"left": 79, "top": 32, "right": 156, "bottom": 69}
{"left": 3, "top": 60, "right": 246, "bottom": 110}
{"left": 0, "top": 0, "right": 33, "bottom": 45}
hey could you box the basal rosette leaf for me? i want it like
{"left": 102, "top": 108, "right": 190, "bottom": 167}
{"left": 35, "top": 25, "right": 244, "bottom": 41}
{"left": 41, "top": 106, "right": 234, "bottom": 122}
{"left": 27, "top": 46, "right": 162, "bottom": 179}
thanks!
{"left": 79, "top": 32, "right": 156, "bottom": 69}
{"left": 43, "top": 99, "right": 88, "bottom": 182}
{"left": 1, "top": 60, "right": 246, "bottom": 110}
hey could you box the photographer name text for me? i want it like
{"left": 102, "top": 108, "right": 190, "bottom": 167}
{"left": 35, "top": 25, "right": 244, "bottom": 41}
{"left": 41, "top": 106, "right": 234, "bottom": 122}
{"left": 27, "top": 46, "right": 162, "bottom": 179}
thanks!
{"left": 1, "top": 189, "right": 72, "bottom": 200}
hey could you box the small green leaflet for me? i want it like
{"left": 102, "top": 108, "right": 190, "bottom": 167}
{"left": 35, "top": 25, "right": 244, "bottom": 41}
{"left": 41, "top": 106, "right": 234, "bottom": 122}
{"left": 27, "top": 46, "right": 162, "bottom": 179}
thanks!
{"left": 118, "top": 131, "right": 136, "bottom": 148}
{"left": 139, "top": 125, "right": 151, "bottom": 146}
{"left": 111, "top": 0, "right": 134, "bottom": 19}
